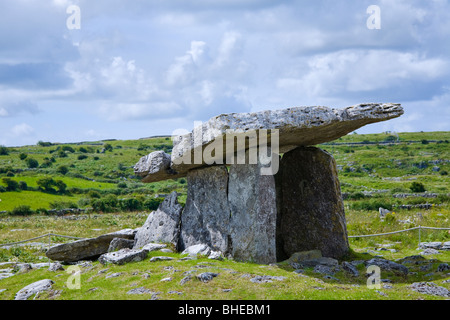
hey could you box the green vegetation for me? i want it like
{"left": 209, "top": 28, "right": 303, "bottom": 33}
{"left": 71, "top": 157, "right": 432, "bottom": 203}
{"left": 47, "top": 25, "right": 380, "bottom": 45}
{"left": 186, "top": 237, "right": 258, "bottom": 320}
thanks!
{"left": 0, "top": 131, "right": 449, "bottom": 300}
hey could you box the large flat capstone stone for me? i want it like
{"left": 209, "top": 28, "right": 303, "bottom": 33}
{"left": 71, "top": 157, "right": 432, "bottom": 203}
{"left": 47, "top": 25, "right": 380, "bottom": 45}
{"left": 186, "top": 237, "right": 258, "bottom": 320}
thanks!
{"left": 135, "top": 103, "right": 403, "bottom": 182}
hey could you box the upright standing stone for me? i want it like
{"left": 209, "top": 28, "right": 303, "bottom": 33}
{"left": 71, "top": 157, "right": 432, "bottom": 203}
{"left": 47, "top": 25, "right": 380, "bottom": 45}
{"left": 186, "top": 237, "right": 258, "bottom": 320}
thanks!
{"left": 228, "top": 148, "right": 279, "bottom": 264}
{"left": 133, "top": 191, "right": 183, "bottom": 249}
{"left": 277, "top": 147, "right": 349, "bottom": 260}
{"left": 178, "top": 165, "right": 230, "bottom": 253}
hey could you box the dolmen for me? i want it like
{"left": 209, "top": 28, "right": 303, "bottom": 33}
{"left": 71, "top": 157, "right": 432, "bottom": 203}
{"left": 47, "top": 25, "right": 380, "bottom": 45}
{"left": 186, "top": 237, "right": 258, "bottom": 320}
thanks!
{"left": 133, "top": 103, "right": 403, "bottom": 264}
{"left": 46, "top": 103, "right": 403, "bottom": 265}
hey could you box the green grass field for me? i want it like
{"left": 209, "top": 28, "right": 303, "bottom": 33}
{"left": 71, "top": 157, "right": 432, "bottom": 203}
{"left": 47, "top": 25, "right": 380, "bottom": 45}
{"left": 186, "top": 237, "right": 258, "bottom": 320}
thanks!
{"left": 0, "top": 131, "right": 449, "bottom": 300}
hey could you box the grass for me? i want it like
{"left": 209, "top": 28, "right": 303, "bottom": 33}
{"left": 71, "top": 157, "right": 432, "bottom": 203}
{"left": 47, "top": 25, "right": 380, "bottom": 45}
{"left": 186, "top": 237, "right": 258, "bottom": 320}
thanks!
{"left": 0, "top": 131, "right": 449, "bottom": 300}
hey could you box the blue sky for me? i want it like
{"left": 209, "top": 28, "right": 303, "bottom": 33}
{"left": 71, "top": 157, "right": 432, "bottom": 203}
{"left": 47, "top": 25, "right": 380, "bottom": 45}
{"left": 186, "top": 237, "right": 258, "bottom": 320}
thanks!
{"left": 1, "top": 0, "right": 449, "bottom": 146}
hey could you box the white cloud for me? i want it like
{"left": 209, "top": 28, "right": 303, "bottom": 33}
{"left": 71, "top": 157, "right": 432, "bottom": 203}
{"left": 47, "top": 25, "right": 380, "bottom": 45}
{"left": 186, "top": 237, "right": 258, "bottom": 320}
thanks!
{"left": 276, "top": 49, "right": 449, "bottom": 98}
{"left": 11, "top": 123, "right": 34, "bottom": 136}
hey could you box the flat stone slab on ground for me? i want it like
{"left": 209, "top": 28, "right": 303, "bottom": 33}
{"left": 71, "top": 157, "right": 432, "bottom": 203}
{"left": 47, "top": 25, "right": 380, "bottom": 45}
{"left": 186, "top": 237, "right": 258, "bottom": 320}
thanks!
{"left": 46, "top": 228, "right": 137, "bottom": 262}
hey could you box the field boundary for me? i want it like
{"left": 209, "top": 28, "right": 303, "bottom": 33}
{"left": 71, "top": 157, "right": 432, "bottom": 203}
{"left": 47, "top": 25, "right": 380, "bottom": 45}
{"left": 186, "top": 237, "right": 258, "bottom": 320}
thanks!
{"left": 1, "top": 226, "right": 449, "bottom": 249}
{"left": 0, "top": 233, "right": 84, "bottom": 248}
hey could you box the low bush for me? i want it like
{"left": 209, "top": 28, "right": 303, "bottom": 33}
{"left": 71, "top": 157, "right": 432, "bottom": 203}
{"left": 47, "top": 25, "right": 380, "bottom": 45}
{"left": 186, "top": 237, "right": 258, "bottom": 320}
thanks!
{"left": 10, "top": 205, "right": 34, "bottom": 216}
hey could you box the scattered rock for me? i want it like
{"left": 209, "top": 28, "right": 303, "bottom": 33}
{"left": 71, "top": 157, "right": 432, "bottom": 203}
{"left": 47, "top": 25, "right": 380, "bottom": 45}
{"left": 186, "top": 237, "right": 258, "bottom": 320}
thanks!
{"left": 99, "top": 248, "right": 148, "bottom": 265}
{"left": 105, "top": 272, "right": 124, "bottom": 279}
{"left": 180, "top": 275, "right": 192, "bottom": 285}
{"left": 250, "top": 275, "right": 286, "bottom": 283}
{"left": 127, "top": 287, "right": 155, "bottom": 295}
{"left": 14, "top": 263, "right": 32, "bottom": 274}
{"left": 437, "top": 263, "right": 450, "bottom": 272}
{"left": 182, "top": 244, "right": 212, "bottom": 256}
{"left": 149, "top": 256, "right": 175, "bottom": 262}
{"left": 410, "top": 282, "right": 450, "bottom": 297}
{"left": 420, "top": 248, "right": 441, "bottom": 255}
{"left": 197, "top": 272, "right": 219, "bottom": 283}
{"left": 15, "top": 279, "right": 54, "bottom": 300}
{"left": 314, "top": 265, "right": 337, "bottom": 276}
{"left": 48, "top": 262, "right": 65, "bottom": 272}
{"left": 365, "top": 258, "right": 409, "bottom": 275}
{"left": 397, "top": 255, "right": 427, "bottom": 265}
{"left": 341, "top": 261, "right": 360, "bottom": 277}
{"left": 419, "top": 242, "right": 444, "bottom": 250}
{"left": 160, "top": 277, "right": 173, "bottom": 282}
{"left": 208, "top": 251, "right": 224, "bottom": 260}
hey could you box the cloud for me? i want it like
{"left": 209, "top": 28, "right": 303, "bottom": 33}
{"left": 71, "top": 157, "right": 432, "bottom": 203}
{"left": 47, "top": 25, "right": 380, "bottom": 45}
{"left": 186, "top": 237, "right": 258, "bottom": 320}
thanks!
{"left": 0, "top": 100, "right": 40, "bottom": 117}
{"left": 276, "top": 49, "right": 449, "bottom": 101}
{"left": 11, "top": 123, "right": 34, "bottom": 136}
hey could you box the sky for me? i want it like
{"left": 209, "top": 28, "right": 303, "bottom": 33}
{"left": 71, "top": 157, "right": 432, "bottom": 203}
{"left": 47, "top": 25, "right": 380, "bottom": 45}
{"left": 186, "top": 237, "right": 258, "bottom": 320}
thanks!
{"left": 0, "top": 0, "right": 449, "bottom": 147}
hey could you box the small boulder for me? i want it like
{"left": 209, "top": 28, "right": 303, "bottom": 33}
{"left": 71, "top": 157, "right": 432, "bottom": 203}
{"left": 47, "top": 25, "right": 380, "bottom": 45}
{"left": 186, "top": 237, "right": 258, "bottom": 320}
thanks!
{"left": 364, "top": 258, "right": 409, "bottom": 275}
{"left": 108, "top": 238, "right": 134, "bottom": 252}
{"left": 15, "top": 279, "right": 54, "bottom": 300}
{"left": 99, "top": 248, "right": 148, "bottom": 265}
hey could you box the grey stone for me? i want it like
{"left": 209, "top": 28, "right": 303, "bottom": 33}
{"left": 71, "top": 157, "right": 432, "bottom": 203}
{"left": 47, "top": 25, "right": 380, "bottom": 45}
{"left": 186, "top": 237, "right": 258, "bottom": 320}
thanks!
{"left": 342, "top": 261, "right": 360, "bottom": 277}
{"left": 182, "top": 244, "right": 212, "bottom": 256}
{"left": 208, "top": 251, "right": 224, "bottom": 260}
{"left": 442, "top": 241, "right": 450, "bottom": 250}
{"left": 410, "top": 282, "right": 450, "bottom": 297}
{"left": 277, "top": 147, "right": 349, "bottom": 259}
{"left": 99, "top": 248, "right": 148, "bottom": 265}
{"left": 365, "top": 258, "right": 409, "bottom": 275}
{"left": 0, "top": 273, "right": 14, "bottom": 280}
{"left": 196, "top": 272, "right": 218, "bottom": 282}
{"left": 15, "top": 279, "right": 54, "bottom": 300}
{"left": 178, "top": 166, "right": 231, "bottom": 253}
{"left": 419, "top": 242, "right": 443, "bottom": 250}
{"left": 285, "top": 250, "right": 323, "bottom": 266}
{"left": 250, "top": 275, "right": 286, "bottom": 283}
{"left": 133, "top": 151, "right": 178, "bottom": 182}
{"left": 108, "top": 238, "right": 134, "bottom": 252}
{"left": 228, "top": 148, "right": 278, "bottom": 264}
{"left": 141, "top": 243, "right": 167, "bottom": 252}
{"left": 149, "top": 256, "right": 174, "bottom": 262}
{"left": 126, "top": 287, "right": 155, "bottom": 295}
{"left": 420, "top": 248, "right": 441, "bottom": 255}
{"left": 48, "top": 262, "right": 65, "bottom": 272}
{"left": 437, "top": 263, "right": 450, "bottom": 272}
{"left": 14, "top": 263, "right": 32, "bottom": 274}
{"left": 46, "top": 228, "right": 136, "bottom": 262}
{"left": 137, "top": 103, "right": 403, "bottom": 182}
{"left": 105, "top": 272, "right": 124, "bottom": 279}
{"left": 397, "top": 255, "right": 427, "bottom": 265}
{"left": 133, "top": 191, "right": 183, "bottom": 249}
{"left": 379, "top": 207, "right": 391, "bottom": 218}
{"left": 180, "top": 275, "right": 192, "bottom": 285}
